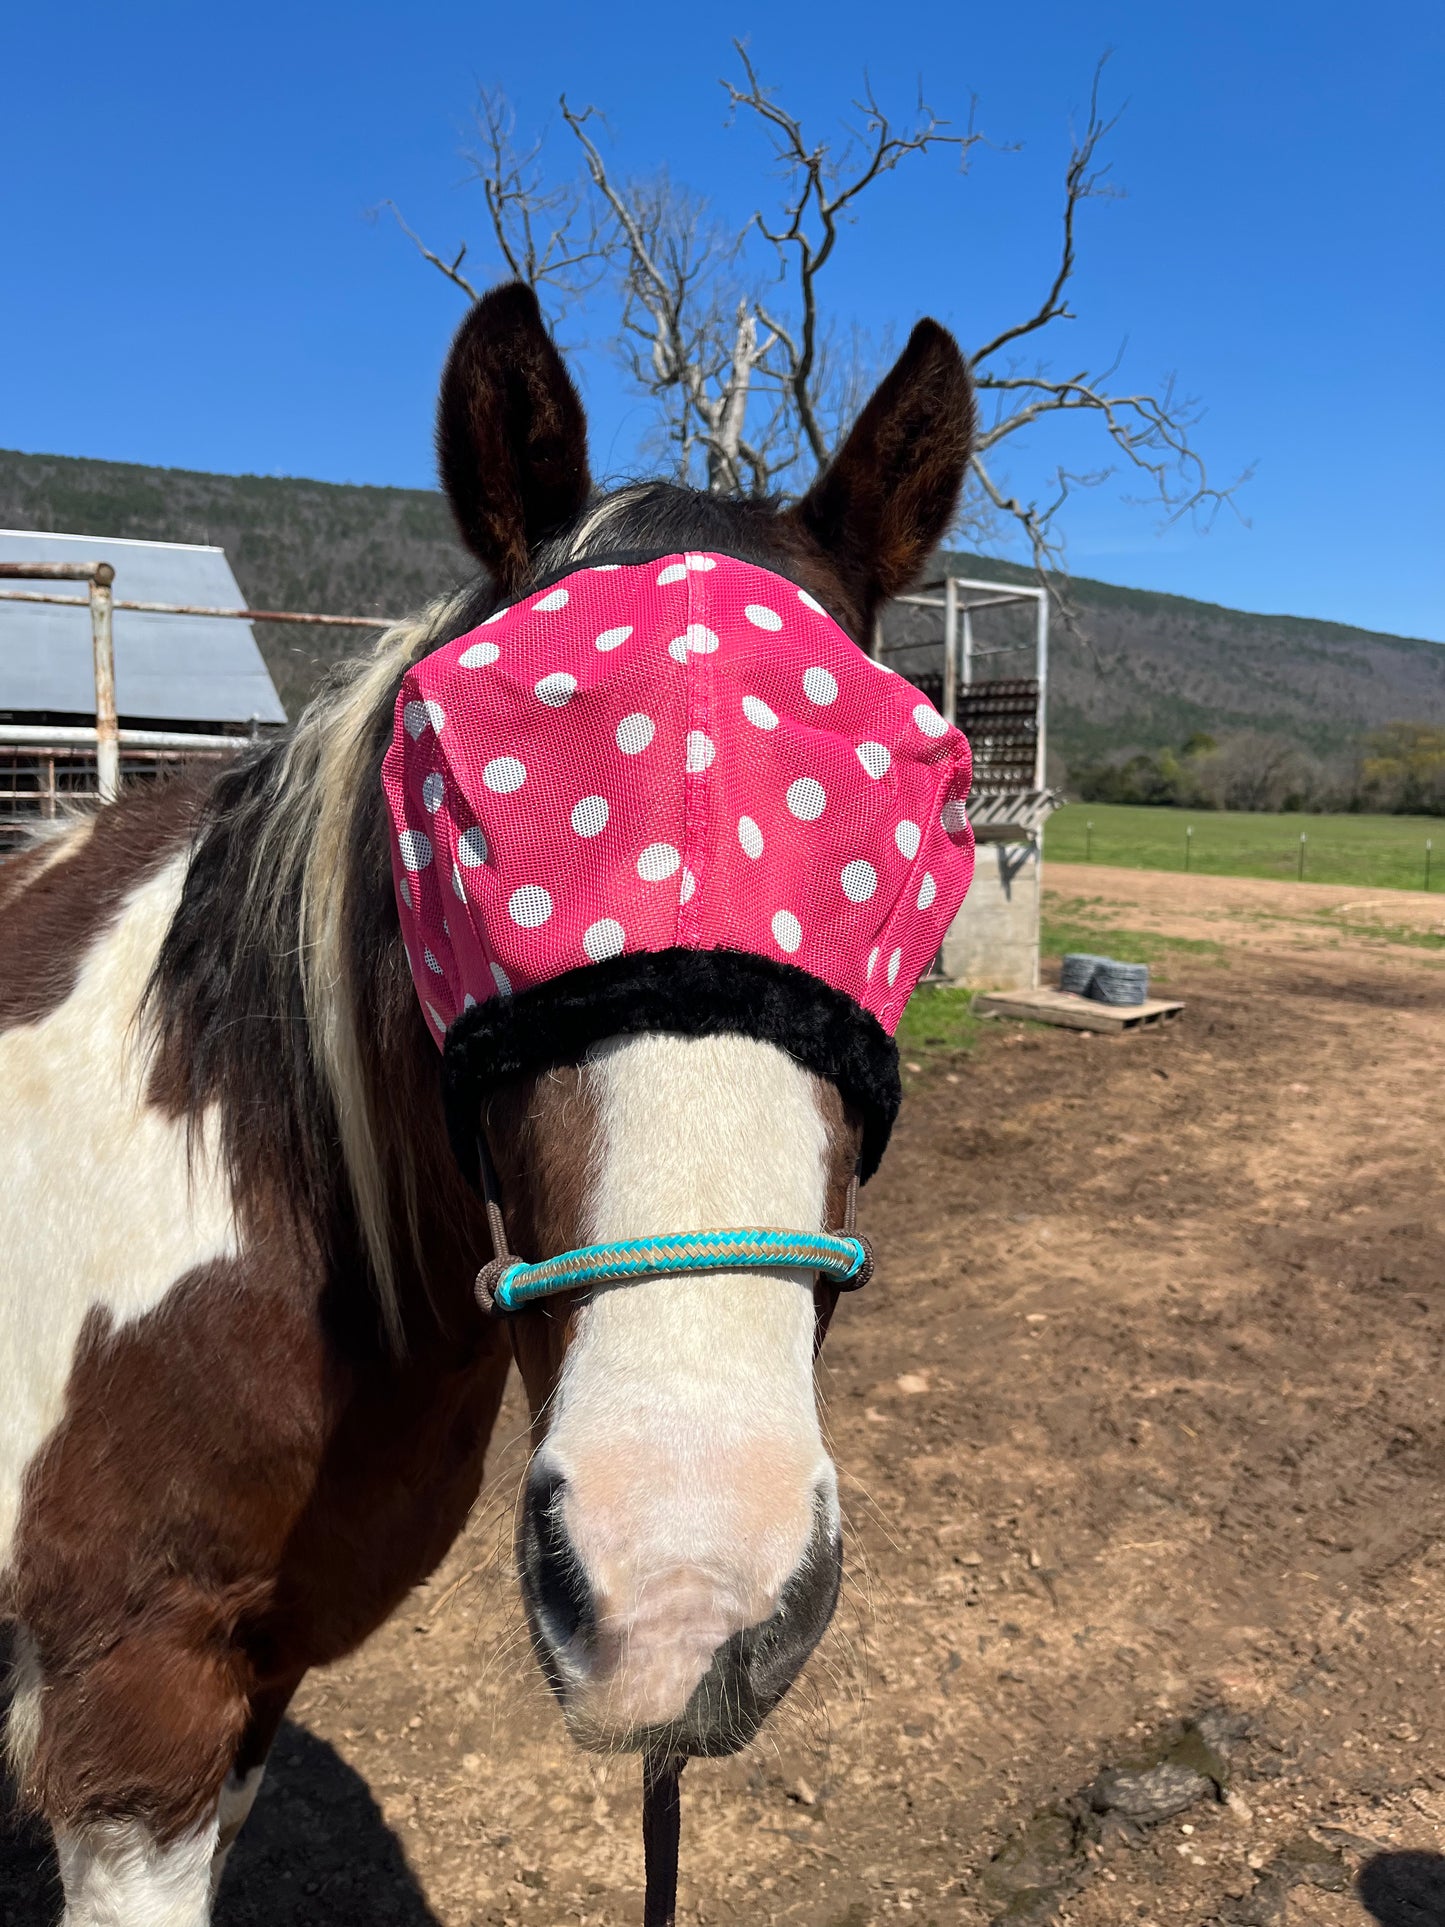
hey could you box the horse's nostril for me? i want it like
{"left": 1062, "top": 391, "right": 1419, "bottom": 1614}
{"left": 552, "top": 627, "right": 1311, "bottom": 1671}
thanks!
{"left": 521, "top": 1471, "right": 594, "bottom": 1653}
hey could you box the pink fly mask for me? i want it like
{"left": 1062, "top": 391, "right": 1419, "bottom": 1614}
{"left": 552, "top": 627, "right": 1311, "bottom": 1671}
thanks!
{"left": 382, "top": 551, "right": 974, "bottom": 1182}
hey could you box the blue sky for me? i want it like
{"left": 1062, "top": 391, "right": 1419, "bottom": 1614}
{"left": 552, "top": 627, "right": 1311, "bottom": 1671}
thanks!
{"left": 4, "top": 1, "right": 1442, "bottom": 640}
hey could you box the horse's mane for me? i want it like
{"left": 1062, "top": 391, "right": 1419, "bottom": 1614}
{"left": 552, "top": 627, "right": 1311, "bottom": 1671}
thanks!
{"left": 147, "top": 482, "right": 811, "bottom": 1347}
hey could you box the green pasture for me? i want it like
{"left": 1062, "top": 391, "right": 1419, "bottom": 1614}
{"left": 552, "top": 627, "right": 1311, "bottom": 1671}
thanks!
{"left": 1047, "top": 803, "right": 1441, "bottom": 892}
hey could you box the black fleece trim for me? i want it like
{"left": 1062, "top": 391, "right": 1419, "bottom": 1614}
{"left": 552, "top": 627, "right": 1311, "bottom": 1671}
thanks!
{"left": 441, "top": 947, "right": 900, "bottom": 1188}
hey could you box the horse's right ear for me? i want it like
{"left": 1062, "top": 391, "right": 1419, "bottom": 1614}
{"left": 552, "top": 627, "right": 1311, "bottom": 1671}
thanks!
{"left": 436, "top": 282, "right": 592, "bottom": 592}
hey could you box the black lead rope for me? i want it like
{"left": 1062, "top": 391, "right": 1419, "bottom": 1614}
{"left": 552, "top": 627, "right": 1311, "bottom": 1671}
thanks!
{"left": 642, "top": 1751, "right": 686, "bottom": 1927}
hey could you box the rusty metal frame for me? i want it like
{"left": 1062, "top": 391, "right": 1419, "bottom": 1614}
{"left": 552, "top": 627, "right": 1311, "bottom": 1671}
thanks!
{"left": 0, "top": 560, "right": 122, "bottom": 801}
{"left": 0, "top": 559, "right": 399, "bottom": 812}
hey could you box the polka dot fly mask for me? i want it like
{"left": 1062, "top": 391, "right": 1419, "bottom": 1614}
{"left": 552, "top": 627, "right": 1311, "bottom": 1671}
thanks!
{"left": 382, "top": 551, "right": 974, "bottom": 1175}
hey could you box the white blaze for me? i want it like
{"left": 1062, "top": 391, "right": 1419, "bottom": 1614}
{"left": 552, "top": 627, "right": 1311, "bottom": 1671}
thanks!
{"left": 535, "top": 1031, "right": 836, "bottom": 1733}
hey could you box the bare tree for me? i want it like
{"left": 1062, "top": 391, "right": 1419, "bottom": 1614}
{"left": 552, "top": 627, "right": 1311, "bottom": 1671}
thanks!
{"left": 387, "top": 48, "right": 1242, "bottom": 582}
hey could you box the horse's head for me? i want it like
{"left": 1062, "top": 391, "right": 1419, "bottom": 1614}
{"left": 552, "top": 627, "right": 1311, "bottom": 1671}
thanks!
{"left": 422, "top": 283, "right": 973, "bottom": 1753}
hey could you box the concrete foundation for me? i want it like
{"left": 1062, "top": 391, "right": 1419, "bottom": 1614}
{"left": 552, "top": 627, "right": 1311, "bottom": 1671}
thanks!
{"left": 940, "top": 836, "right": 1042, "bottom": 991}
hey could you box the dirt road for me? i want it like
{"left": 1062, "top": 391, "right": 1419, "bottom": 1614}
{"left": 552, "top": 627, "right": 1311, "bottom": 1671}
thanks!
{"left": 4, "top": 867, "right": 1443, "bottom": 1925}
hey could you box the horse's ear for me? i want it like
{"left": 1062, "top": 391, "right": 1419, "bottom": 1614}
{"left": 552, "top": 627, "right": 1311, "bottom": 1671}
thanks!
{"left": 436, "top": 282, "right": 592, "bottom": 592}
{"left": 788, "top": 320, "right": 974, "bottom": 617}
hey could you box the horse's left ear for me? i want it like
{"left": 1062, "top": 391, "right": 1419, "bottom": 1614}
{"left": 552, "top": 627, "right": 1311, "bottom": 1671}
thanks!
{"left": 436, "top": 281, "right": 592, "bottom": 592}
{"left": 788, "top": 320, "right": 974, "bottom": 617}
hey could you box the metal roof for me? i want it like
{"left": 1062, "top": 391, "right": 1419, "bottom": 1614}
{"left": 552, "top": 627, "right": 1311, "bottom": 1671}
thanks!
{"left": 0, "top": 529, "right": 286, "bottom": 727}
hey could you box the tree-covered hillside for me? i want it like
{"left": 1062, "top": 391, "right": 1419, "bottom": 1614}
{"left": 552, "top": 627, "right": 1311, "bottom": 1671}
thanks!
{"left": 3, "top": 445, "right": 1441, "bottom": 769}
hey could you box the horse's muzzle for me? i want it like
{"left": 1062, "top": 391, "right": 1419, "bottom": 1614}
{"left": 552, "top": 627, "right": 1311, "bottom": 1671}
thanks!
{"left": 518, "top": 1471, "right": 841, "bottom": 1754}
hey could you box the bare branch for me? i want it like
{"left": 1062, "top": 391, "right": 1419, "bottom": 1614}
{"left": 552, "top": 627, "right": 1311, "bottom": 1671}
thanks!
{"left": 464, "top": 91, "right": 608, "bottom": 293}
{"left": 723, "top": 40, "right": 985, "bottom": 467}
{"left": 969, "top": 56, "right": 1122, "bottom": 370}
{"left": 381, "top": 200, "right": 480, "bottom": 302}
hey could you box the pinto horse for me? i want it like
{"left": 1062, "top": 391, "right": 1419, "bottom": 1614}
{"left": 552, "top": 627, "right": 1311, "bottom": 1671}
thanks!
{"left": 0, "top": 283, "right": 973, "bottom": 1925}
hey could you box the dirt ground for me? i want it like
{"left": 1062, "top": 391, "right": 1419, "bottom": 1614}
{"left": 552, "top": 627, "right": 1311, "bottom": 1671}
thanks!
{"left": 5, "top": 865, "right": 1445, "bottom": 1926}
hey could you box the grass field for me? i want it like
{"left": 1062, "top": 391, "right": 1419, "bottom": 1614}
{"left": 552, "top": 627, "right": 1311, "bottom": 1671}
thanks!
{"left": 1047, "top": 802, "right": 1441, "bottom": 892}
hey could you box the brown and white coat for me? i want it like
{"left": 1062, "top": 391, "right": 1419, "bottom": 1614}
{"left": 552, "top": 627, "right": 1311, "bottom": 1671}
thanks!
{"left": 0, "top": 282, "right": 973, "bottom": 1926}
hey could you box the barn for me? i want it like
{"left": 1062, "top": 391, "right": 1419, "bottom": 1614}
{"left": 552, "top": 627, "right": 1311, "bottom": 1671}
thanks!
{"left": 0, "top": 530, "right": 285, "bottom": 844}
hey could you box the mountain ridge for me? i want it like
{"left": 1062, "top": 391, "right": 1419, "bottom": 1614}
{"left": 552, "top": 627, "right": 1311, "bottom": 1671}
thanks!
{"left": 2, "top": 445, "right": 1440, "bottom": 767}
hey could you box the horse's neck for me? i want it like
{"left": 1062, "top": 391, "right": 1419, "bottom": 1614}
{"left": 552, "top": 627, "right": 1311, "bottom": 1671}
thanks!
{"left": 142, "top": 751, "right": 493, "bottom": 1359}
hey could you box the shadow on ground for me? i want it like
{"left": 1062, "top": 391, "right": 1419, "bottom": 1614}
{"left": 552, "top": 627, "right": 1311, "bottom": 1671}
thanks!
{"left": 1358, "top": 1852, "right": 1445, "bottom": 1927}
{"left": 0, "top": 1718, "right": 440, "bottom": 1927}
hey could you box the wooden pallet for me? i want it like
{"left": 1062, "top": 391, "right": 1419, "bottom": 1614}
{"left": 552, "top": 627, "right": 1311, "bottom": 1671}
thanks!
{"left": 973, "top": 986, "right": 1185, "bottom": 1033}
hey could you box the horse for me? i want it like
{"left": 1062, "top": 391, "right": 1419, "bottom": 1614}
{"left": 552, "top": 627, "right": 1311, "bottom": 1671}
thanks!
{"left": 0, "top": 279, "right": 974, "bottom": 1925}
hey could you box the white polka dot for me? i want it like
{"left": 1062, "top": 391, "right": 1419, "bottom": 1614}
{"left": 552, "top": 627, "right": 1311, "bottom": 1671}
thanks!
{"left": 742, "top": 695, "right": 779, "bottom": 730}
{"left": 771, "top": 909, "right": 803, "bottom": 954}
{"left": 803, "top": 666, "right": 838, "bottom": 705}
{"left": 491, "top": 961, "right": 513, "bottom": 997}
{"left": 786, "top": 777, "right": 826, "bottom": 822}
{"left": 459, "top": 639, "right": 501, "bottom": 668}
{"left": 637, "top": 842, "right": 681, "bottom": 882}
{"left": 887, "top": 948, "right": 902, "bottom": 987}
{"left": 584, "top": 918, "right": 626, "bottom": 961}
{"left": 941, "top": 798, "right": 970, "bottom": 838}
{"left": 738, "top": 816, "right": 764, "bottom": 859}
{"left": 483, "top": 756, "right": 526, "bottom": 793}
{"left": 571, "top": 795, "right": 609, "bottom": 837}
{"left": 457, "top": 825, "right": 488, "bottom": 867}
{"left": 424, "top": 946, "right": 443, "bottom": 975}
{"left": 535, "top": 671, "right": 577, "bottom": 707}
{"left": 587, "top": 564, "right": 623, "bottom": 572}
{"left": 798, "top": 589, "right": 826, "bottom": 615}
{"left": 451, "top": 861, "right": 466, "bottom": 900}
{"left": 617, "top": 712, "right": 655, "bottom": 754}
{"left": 533, "top": 587, "right": 569, "bottom": 611}
{"left": 866, "top": 945, "right": 879, "bottom": 979}
{"left": 841, "top": 859, "right": 878, "bottom": 903}
{"left": 463, "top": 992, "right": 477, "bottom": 1010}
{"left": 895, "top": 819, "right": 922, "bottom": 859}
{"left": 508, "top": 885, "right": 552, "bottom": 928}
{"left": 595, "top": 625, "right": 633, "bottom": 651}
{"left": 481, "top": 606, "right": 508, "bottom": 625}
{"left": 667, "top": 623, "right": 720, "bottom": 663}
{"left": 685, "top": 730, "right": 716, "bottom": 773}
{"left": 679, "top": 866, "right": 697, "bottom": 905}
{"left": 658, "top": 553, "right": 716, "bottom": 583}
{"left": 917, "top": 872, "right": 938, "bottom": 910}
{"left": 422, "top": 772, "right": 445, "bottom": 813}
{"left": 856, "top": 741, "right": 891, "bottom": 779}
{"left": 426, "top": 1001, "right": 447, "bottom": 1034}
{"left": 745, "top": 604, "right": 783, "bottom": 631}
{"left": 913, "top": 702, "right": 949, "bottom": 738}
{"left": 398, "top": 829, "right": 432, "bottom": 871}
{"left": 403, "top": 698, "right": 445, "bottom": 739}
{"left": 398, "top": 875, "right": 412, "bottom": 909}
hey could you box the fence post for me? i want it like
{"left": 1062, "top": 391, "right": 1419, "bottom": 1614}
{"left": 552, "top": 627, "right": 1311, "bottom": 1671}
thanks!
{"left": 88, "top": 563, "right": 119, "bottom": 803}
{"left": 1186, "top": 824, "right": 1193, "bottom": 872}
{"left": 1298, "top": 832, "right": 1307, "bottom": 881}
{"left": 942, "top": 577, "right": 958, "bottom": 727}
{"left": 1427, "top": 839, "right": 1433, "bottom": 892}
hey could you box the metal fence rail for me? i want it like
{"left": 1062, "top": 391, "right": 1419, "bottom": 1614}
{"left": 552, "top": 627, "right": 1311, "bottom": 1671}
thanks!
{"left": 0, "top": 557, "right": 397, "bottom": 825}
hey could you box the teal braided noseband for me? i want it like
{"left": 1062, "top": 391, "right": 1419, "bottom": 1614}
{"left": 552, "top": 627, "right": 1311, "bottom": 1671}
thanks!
{"left": 476, "top": 1227, "right": 872, "bottom": 1315}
